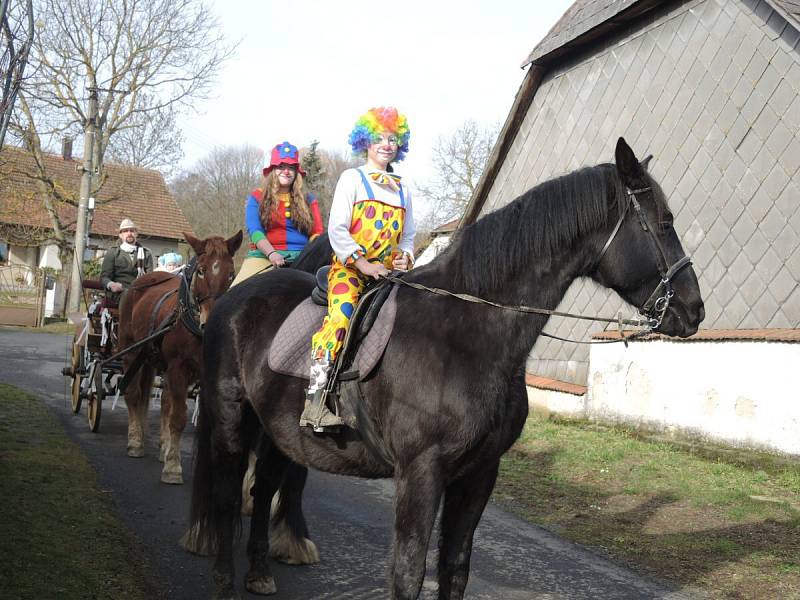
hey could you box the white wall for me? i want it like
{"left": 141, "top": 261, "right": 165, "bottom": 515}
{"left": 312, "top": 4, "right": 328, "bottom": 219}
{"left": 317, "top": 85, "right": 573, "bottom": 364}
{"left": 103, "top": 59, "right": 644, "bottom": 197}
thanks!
{"left": 415, "top": 234, "right": 451, "bottom": 267}
{"left": 39, "top": 243, "right": 62, "bottom": 270}
{"left": 585, "top": 340, "right": 800, "bottom": 456}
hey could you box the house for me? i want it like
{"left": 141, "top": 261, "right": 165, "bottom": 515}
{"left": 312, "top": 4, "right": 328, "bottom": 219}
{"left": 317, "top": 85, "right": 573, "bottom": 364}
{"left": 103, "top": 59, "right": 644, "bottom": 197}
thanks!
{"left": 460, "top": 0, "right": 800, "bottom": 454}
{"left": 415, "top": 218, "right": 459, "bottom": 266}
{"left": 0, "top": 143, "right": 194, "bottom": 315}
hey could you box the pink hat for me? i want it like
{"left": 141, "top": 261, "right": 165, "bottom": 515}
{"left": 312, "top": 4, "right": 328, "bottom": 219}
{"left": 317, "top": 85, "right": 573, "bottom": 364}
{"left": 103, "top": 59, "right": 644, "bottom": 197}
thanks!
{"left": 263, "top": 141, "right": 306, "bottom": 177}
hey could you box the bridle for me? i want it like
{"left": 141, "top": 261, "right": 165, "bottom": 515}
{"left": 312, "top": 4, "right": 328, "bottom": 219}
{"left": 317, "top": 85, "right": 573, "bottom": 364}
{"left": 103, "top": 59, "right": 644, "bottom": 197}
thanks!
{"left": 179, "top": 254, "right": 233, "bottom": 336}
{"left": 594, "top": 185, "right": 693, "bottom": 329}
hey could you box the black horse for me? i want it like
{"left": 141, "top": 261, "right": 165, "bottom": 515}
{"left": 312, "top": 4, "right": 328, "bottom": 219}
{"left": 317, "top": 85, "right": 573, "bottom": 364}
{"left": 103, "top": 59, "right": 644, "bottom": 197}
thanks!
{"left": 182, "top": 233, "right": 334, "bottom": 561}
{"left": 187, "top": 138, "right": 705, "bottom": 599}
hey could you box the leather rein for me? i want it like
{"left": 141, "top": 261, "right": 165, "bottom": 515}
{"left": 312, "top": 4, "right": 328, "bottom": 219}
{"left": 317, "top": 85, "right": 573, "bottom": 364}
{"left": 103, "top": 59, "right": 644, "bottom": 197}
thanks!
{"left": 387, "top": 186, "right": 693, "bottom": 345}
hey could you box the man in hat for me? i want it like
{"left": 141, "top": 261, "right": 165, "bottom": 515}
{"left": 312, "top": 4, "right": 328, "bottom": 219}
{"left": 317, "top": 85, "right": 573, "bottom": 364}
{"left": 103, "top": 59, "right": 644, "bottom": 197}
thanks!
{"left": 100, "top": 218, "right": 154, "bottom": 297}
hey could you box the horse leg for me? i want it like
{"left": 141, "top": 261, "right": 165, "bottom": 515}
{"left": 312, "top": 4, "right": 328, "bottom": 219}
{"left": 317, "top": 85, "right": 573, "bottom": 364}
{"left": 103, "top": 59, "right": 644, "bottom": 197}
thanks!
{"left": 391, "top": 451, "right": 444, "bottom": 599}
{"left": 161, "top": 365, "right": 189, "bottom": 484}
{"left": 126, "top": 363, "right": 153, "bottom": 458}
{"left": 209, "top": 404, "right": 249, "bottom": 600}
{"left": 243, "top": 441, "right": 287, "bottom": 595}
{"left": 436, "top": 460, "right": 499, "bottom": 600}
{"left": 269, "top": 461, "right": 319, "bottom": 565}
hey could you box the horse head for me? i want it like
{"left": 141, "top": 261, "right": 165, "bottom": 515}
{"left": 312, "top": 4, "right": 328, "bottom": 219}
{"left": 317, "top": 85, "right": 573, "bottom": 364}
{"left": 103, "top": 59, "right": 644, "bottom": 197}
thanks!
{"left": 592, "top": 137, "right": 704, "bottom": 338}
{"left": 184, "top": 230, "right": 243, "bottom": 326}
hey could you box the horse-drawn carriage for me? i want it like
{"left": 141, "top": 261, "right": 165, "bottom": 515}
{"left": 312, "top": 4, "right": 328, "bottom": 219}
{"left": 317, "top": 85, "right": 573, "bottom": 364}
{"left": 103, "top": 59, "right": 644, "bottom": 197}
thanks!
{"left": 62, "top": 278, "right": 123, "bottom": 431}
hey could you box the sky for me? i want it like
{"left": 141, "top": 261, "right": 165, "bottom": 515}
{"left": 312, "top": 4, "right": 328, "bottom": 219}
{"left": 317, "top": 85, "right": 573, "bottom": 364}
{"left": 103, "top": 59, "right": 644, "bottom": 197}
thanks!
{"left": 178, "top": 0, "right": 574, "bottom": 204}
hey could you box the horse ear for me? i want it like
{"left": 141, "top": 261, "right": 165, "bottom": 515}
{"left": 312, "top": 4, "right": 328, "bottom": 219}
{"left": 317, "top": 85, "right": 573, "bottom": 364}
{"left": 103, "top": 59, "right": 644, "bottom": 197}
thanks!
{"left": 184, "top": 232, "right": 205, "bottom": 257}
{"left": 227, "top": 230, "right": 243, "bottom": 256}
{"left": 641, "top": 154, "right": 653, "bottom": 171}
{"left": 614, "top": 137, "right": 642, "bottom": 182}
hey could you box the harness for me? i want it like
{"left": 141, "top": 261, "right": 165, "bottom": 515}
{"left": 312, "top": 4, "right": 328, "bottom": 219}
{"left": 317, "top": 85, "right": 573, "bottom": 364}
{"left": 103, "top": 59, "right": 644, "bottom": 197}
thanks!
{"left": 178, "top": 257, "right": 206, "bottom": 337}
{"left": 100, "top": 255, "right": 213, "bottom": 384}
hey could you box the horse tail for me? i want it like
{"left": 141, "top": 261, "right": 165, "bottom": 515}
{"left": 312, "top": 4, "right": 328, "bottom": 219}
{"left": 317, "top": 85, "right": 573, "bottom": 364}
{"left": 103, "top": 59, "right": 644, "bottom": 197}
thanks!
{"left": 182, "top": 309, "right": 248, "bottom": 555}
{"left": 181, "top": 391, "right": 217, "bottom": 555}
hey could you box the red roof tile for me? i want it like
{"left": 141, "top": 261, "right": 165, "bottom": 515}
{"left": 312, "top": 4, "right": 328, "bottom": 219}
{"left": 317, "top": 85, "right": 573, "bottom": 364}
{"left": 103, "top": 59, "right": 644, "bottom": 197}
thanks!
{"left": 0, "top": 145, "right": 193, "bottom": 241}
{"left": 431, "top": 218, "right": 459, "bottom": 235}
{"left": 592, "top": 328, "right": 800, "bottom": 343}
{"left": 525, "top": 373, "right": 588, "bottom": 396}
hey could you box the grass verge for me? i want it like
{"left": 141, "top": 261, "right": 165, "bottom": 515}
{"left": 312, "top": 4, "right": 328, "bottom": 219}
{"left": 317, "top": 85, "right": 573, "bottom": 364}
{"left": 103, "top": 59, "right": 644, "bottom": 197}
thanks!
{"left": 0, "top": 320, "right": 74, "bottom": 334}
{"left": 493, "top": 414, "right": 800, "bottom": 599}
{"left": 0, "top": 383, "right": 164, "bottom": 599}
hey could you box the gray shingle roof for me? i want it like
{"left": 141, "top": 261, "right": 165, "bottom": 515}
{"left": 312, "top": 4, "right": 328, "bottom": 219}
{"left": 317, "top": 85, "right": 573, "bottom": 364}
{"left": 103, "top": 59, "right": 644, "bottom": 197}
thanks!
{"left": 770, "top": 0, "right": 800, "bottom": 24}
{"left": 524, "top": 0, "right": 800, "bottom": 67}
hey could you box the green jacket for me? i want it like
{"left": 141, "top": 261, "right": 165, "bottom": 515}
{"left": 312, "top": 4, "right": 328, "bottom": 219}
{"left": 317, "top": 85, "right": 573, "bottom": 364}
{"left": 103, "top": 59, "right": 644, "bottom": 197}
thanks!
{"left": 100, "top": 244, "right": 154, "bottom": 291}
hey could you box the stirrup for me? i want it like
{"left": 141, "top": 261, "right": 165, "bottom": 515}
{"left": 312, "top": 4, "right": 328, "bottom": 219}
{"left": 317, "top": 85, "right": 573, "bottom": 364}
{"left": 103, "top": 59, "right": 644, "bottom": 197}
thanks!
{"left": 299, "top": 389, "right": 345, "bottom": 432}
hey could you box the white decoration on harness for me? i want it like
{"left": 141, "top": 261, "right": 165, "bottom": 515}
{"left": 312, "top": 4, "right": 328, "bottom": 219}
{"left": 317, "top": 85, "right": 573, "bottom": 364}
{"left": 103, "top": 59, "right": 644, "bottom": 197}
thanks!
{"left": 100, "top": 308, "right": 112, "bottom": 347}
{"left": 192, "top": 396, "right": 199, "bottom": 426}
{"left": 137, "top": 246, "right": 146, "bottom": 277}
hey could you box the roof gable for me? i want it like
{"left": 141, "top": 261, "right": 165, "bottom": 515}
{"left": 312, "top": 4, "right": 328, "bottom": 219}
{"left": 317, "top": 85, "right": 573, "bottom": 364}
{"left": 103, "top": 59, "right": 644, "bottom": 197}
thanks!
{"left": 524, "top": 0, "right": 800, "bottom": 67}
{"left": 0, "top": 146, "right": 193, "bottom": 241}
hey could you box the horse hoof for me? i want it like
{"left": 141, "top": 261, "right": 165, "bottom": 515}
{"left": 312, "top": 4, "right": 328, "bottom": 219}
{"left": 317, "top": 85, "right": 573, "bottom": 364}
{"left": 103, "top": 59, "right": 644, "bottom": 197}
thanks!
{"left": 161, "top": 471, "right": 183, "bottom": 485}
{"left": 270, "top": 536, "right": 320, "bottom": 565}
{"left": 245, "top": 571, "right": 277, "bottom": 595}
{"left": 127, "top": 446, "right": 145, "bottom": 458}
{"left": 212, "top": 573, "right": 240, "bottom": 600}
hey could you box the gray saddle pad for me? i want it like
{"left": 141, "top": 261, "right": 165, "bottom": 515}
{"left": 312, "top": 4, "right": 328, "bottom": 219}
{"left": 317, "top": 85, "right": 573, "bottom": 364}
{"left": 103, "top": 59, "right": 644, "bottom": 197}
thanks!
{"left": 268, "top": 286, "right": 399, "bottom": 380}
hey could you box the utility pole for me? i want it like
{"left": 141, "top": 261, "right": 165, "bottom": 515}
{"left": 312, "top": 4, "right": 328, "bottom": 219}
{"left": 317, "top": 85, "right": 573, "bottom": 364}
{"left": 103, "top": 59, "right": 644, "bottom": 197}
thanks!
{"left": 68, "top": 88, "right": 98, "bottom": 313}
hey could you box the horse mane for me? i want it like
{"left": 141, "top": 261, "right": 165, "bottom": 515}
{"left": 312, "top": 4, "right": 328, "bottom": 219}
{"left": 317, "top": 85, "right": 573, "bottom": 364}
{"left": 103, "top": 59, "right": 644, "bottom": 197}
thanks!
{"left": 443, "top": 163, "right": 637, "bottom": 295}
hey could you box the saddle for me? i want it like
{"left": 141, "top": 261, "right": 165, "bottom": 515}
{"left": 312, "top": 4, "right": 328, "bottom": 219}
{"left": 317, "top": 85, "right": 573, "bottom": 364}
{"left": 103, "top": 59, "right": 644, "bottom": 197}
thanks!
{"left": 268, "top": 267, "right": 399, "bottom": 382}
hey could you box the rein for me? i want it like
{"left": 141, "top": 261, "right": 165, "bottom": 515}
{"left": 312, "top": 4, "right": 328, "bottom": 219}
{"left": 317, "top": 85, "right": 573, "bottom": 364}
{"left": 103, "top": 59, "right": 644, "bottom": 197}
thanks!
{"left": 385, "top": 275, "right": 653, "bottom": 345}
{"left": 386, "top": 186, "right": 693, "bottom": 346}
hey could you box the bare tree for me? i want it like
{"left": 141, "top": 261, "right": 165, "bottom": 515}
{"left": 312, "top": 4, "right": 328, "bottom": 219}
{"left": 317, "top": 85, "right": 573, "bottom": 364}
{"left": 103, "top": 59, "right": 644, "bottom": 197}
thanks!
{"left": 8, "top": 0, "right": 234, "bottom": 262}
{"left": 170, "top": 145, "right": 263, "bottom": 253}
{"left": 417, "top": 120, "right": 499, "bottom": 228}
{"left": 0, "top": 0, "right": 33, "bottom": 151}
{"left": 313, "top": 147, "right": 360, "bottom": 224}
{"left": 105, "top": 97, "right": 184, "bottom": 176}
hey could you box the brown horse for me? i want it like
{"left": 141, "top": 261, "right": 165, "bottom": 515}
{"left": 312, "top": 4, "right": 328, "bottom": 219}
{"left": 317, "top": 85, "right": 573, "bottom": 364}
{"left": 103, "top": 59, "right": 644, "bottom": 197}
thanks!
{"left": 118, "top": 231, "right": 242, "bottom": 484}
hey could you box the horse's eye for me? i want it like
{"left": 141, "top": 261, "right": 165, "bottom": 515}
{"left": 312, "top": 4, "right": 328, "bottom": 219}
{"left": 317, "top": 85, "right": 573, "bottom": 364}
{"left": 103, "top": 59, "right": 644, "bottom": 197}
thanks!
{"left": 197, "top": 267, "right": 205, "bottom": 279}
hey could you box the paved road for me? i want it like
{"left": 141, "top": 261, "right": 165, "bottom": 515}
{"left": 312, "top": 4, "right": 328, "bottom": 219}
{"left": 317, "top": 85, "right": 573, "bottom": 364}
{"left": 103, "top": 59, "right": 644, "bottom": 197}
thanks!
{"left": 0, "top": 328, "right": 694, "bottom": 599}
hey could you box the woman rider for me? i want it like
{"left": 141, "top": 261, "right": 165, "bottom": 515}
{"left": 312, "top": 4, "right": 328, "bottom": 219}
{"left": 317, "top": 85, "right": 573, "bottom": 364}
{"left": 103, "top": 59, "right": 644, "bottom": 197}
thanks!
{"left": 300, "top": 107, "right": 415, "bottom": 431}
{"left": 231, "top": 141, "right": 323, "bottom": 286}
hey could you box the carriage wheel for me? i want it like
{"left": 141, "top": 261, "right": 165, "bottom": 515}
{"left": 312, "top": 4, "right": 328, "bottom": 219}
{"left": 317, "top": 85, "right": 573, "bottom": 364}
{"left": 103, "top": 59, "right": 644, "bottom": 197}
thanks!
{"left": 87, "top": 365, "right": 104, "bottom": 432}
{"left": 70, "top": 341, "right": 85, "bottom": 413}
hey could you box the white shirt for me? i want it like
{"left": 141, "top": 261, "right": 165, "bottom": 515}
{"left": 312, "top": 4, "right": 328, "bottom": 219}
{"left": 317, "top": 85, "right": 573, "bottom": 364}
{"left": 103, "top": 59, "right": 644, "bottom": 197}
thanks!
{"left": 328, "top": 167, "right": 416, "bottom": 264}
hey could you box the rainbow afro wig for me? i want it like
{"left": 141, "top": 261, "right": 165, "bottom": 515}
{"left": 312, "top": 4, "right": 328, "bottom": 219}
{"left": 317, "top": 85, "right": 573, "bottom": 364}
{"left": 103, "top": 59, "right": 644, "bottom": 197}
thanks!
{"left": 348, "top": 106, "right": 411, "bottom": 162}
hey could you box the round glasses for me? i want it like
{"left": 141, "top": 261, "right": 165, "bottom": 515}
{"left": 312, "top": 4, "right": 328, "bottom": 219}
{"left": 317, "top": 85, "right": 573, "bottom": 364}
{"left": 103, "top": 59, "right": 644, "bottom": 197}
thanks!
{"left": 372, "top": 135, "right": 399, "bottom": 147}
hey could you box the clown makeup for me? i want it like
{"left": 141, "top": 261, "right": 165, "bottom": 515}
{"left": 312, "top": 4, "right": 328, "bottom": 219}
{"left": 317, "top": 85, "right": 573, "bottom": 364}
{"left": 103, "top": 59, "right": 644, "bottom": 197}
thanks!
{"left": 276, "top": 164, "right": 297, "bottom": 191}
{"left": 366, "top": 133, "right": 399, "bottom": 170}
